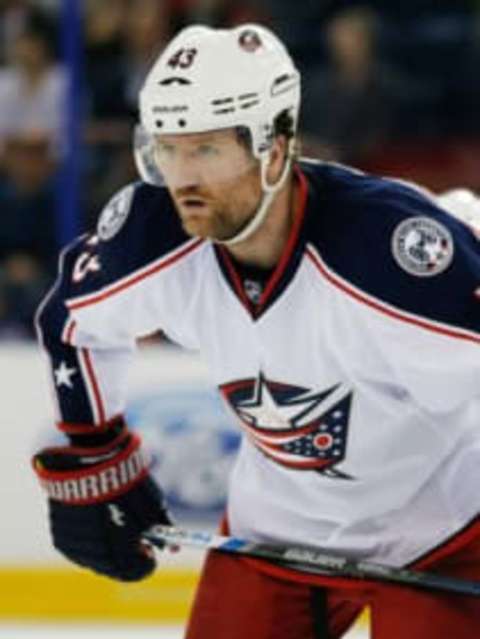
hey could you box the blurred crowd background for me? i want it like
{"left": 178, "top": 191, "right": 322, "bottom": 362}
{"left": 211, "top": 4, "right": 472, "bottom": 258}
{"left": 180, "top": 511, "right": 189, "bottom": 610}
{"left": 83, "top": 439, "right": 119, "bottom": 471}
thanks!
{"left": 1, "top": 0, "right": 479, "bottom": 338}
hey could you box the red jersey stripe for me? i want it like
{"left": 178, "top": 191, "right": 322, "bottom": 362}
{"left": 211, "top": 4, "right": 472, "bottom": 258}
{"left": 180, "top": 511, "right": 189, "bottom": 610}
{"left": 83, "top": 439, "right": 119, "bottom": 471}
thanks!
{"left": 80, "top": 349, "right": 106, "bottom": 424}
{"left": 306, "top": 244, "right": 480, "bottom": 345}
{"left": 67, "top": 238, "right": 204, "bottom": 311}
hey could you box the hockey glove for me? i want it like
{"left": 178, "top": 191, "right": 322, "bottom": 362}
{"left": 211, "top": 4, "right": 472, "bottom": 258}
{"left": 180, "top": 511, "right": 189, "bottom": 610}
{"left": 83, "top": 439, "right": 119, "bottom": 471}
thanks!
{"left": 33, "top": 418, "right": 172, "bottom": 582}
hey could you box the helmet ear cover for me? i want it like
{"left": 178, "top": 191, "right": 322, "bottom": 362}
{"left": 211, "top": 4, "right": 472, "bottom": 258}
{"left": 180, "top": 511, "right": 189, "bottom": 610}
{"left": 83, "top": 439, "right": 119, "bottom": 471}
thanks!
{"left": 234, "top": 109, "right": 297, "bottom": 155}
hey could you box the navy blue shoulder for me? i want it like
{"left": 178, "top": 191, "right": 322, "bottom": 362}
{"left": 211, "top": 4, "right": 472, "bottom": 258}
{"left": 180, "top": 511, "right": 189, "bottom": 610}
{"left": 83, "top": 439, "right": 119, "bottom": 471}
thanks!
{"left": 37, "top": 181, "right": 192, "bottom": 339}
{"left": 96, "top": 181, "right": 190, "bottom": 281}
{"left": 38, "top": 181, "right": 195, "bottom": 318}
{"left": 64, "top": 181, "right": 194, "bottom": 298}
{"left": 301, "top": 160, "right": 480, "bottom": 334}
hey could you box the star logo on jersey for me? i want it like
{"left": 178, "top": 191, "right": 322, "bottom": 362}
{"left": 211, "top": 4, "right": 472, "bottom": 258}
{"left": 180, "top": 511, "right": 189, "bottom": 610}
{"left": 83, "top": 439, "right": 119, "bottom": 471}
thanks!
{"left": 54, "top": 361, "right": 77, "bottom": 389}
{"left": 220, "top": 374, "right": 354, "bottom": 478}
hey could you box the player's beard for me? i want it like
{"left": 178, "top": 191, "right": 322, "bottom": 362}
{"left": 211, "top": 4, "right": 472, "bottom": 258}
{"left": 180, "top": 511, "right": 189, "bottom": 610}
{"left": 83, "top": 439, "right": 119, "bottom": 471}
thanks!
{"left": 179, "top": 201, "right": 257, "bottom": 241}
{"left": 174, "top": 178, "right": 262, "bottom": 242}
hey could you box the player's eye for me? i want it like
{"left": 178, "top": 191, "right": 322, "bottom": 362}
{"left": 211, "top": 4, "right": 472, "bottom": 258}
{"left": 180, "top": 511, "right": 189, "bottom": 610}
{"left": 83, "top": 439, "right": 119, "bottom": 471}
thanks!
{"left": 155, "top": 144, "right": 175, "bottom": 160}
{"left": 196, "top": 144, "right": 219, "bottom": 158}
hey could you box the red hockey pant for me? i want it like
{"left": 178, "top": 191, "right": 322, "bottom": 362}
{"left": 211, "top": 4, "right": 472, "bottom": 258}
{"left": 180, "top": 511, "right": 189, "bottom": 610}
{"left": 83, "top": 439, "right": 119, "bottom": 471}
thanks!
{"left": 185, "top": 532, "right": 480, "bottom": 639}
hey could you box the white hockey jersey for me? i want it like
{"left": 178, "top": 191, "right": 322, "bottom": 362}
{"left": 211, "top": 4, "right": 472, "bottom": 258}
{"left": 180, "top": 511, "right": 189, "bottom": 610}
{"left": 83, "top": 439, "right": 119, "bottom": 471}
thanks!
{"left": 37, "top": 160, "right": 480, "bottom": 569}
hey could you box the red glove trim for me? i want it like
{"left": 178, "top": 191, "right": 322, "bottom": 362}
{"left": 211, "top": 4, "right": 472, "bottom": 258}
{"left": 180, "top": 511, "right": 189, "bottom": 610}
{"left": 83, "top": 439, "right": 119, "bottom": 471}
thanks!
{"left": 38, "top": 428, "right": 130, "bottom": 458}
{"left": 34, "top": 434, "right": 150, "bottom": 506}
{"left": 56, "top": 414, "right": 124, "bottom": 435}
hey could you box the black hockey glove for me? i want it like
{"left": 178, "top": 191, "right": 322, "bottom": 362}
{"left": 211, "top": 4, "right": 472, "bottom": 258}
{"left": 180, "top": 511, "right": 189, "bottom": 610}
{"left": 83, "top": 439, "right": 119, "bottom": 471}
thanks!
{"left": 33, "top": 418, "right": 172, "bottom": 582}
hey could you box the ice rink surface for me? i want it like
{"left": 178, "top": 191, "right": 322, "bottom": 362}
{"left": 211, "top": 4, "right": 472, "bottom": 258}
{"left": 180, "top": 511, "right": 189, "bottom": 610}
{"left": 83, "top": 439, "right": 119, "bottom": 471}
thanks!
{"left": 0, "top": 624, "right": 367, "bottom": 638}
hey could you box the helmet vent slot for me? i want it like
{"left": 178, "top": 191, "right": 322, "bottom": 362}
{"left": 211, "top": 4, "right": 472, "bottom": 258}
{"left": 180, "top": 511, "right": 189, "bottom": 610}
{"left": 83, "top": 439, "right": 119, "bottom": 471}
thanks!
{"left": 271, "top": 74, "right": 299, "bottom": 97}
{"left": 240, "top": 101, "right": 260, "bottom": 110}
{"left": 238, "top": 93, "right": 260, "bottom": 109}
{"left": 212, "top": 97, "right": 234, "bottom": 106}
{"left": 213, "top": 107, "right": 236, "bottom": 115}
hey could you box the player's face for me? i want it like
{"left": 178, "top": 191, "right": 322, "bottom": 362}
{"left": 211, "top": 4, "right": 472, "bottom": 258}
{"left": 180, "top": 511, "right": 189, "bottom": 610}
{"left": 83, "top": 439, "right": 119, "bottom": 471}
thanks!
{"left": 153, "top": 129, "right": 262, "bottom": 241}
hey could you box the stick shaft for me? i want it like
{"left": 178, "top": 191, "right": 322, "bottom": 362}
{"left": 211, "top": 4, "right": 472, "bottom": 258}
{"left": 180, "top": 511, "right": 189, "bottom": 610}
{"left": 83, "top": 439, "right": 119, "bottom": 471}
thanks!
{"left": 144, "top": 525, "right": 480, "bottom": 597}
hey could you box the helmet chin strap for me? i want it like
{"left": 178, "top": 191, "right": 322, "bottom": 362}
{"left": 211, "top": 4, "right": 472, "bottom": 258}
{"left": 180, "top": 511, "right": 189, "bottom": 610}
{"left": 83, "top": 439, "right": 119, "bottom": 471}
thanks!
{"left": 216, "top": 148, "right": 293, "bottom": 247}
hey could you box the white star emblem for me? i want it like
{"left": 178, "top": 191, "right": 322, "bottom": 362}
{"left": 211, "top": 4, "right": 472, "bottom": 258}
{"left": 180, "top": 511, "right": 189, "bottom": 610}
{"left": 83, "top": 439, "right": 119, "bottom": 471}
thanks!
{"left": 237, "top": 381, "right": 293, "bottom": 430}
{"left": 236, "top": 376, "right": 347, "bottom": 432}
{"left": 54, "top": 361, "right": 77, "bottom": 389}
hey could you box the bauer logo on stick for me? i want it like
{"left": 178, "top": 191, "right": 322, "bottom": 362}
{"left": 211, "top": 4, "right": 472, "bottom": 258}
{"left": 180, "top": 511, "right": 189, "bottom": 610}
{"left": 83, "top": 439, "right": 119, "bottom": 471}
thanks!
{"left": 392, "top": 216, "right": 454, "bottom": 277}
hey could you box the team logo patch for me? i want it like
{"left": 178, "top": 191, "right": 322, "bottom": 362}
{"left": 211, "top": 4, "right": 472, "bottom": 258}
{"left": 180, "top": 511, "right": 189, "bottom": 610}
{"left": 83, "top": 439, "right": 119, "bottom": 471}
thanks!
{"left": 97, "top": 184, "right": 135, "bottom": 241}
{"left": 391, "top": 216, "right": 454, "bottom": 277}
{"left": 238, "top": 29, "right": 262, "bottom": 52}
{"left": 220, "top": 374, "right": 354, "bottom": 479}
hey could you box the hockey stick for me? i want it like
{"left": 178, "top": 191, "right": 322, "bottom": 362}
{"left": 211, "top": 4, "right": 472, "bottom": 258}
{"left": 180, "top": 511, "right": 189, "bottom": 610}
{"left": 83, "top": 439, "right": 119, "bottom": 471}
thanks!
{"left": 144, "top": 525, "right": 480, "bottom": 597}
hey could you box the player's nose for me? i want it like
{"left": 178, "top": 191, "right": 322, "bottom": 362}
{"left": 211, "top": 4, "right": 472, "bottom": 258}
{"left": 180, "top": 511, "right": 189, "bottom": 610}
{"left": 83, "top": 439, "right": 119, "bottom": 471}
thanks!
{"left": 166, "top": 158, "right": 205, "bottom": 192}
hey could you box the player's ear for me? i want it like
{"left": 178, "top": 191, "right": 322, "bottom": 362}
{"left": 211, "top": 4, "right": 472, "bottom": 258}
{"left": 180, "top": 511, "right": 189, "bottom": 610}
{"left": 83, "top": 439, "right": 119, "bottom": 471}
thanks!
{"left": 266, "top": 135, "right": 288, "bottom": 185}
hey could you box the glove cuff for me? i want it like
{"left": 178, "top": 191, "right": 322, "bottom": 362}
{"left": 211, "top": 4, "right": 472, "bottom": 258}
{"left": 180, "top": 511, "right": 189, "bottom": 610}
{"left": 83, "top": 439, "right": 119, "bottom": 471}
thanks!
{"left": 34, "top": 433, "right": 150, "bottom": 506}
{"left": 58, "top": 415, "right": 127, "bottom": 448}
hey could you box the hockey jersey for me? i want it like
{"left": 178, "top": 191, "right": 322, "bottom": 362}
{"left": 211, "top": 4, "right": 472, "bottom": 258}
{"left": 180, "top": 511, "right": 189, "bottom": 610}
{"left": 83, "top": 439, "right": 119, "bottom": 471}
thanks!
{"left": 36, "top": 160, "right": 480, "bottom": 568}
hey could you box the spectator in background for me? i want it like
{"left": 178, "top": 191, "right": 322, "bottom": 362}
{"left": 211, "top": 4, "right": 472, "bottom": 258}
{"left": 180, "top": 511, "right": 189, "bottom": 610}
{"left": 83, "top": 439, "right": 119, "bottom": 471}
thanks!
{"left": 0, "top": 132, "right": 57, "bottom": 337}
{"left": 122, "top": 0, "right": 173, "bottom": 111}
{"left": 454, "top": 8, "right": 480, "bottom": 135}
{"left": 84, "top": 0, "right": 129, "bottom": 119}
{"left": 177, "top": 0, "right": 268, "bottom": 29}
{"left": 0, "top": 252, "right": 49, "bottom": 338}
{"left": 85, "top": 0, "right": 174, "bottom": 120}
{"left": 0, "top": 17, "right": 66, "bottom": 156}
{"left": 301, "top": 6, "right": 412, "bottom": 164}
{"left": 368, "top": 0, "right": 473, "bottom": 22}
{"left": 0, "top": 0, "right": 33, "bottom": 66}
{"left": 84, "top": 0, "right": 174, "bottom": 228}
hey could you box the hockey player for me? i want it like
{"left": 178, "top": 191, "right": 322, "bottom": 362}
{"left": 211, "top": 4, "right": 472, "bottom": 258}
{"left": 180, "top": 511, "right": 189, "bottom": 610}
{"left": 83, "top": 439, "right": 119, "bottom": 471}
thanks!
{"left": 33, "top": 24, "right": 480, "bottom": 638}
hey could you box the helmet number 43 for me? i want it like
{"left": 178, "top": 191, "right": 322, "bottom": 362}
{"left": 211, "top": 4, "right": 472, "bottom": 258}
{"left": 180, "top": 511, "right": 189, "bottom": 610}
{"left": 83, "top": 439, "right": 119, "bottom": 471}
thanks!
{"left": 167, "top": 48, "right": 198, "bottom": 70}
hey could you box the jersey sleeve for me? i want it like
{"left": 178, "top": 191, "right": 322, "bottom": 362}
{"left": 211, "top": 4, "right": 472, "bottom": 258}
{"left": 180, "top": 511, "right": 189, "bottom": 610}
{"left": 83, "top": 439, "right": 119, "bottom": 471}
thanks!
{"left": 35, "top": 181, "right": 190, "bottom": 429}
{"left": 36, "top": 233, "right": 136, "bottom": 428}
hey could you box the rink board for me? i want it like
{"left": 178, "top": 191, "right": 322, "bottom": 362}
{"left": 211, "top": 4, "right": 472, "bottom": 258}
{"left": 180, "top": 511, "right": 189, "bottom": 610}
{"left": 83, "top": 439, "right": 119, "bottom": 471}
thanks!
{"left": 0, "top": 567, "right": 198, "bottom": 622}
{"left": 0, "top": 566, "right": 368, "bottom": 633}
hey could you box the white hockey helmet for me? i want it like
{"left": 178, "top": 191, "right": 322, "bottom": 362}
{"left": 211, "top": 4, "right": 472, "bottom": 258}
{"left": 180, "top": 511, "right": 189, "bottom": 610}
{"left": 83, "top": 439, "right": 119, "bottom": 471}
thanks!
{"left": 135, "top": 23, "right": 301, "bottom": 244}
{"left": 138, "top": 23, "right": 300, "bottom": 158}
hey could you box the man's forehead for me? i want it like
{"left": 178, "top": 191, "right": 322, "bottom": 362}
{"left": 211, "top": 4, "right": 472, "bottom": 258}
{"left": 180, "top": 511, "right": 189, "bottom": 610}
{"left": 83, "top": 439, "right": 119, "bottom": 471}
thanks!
{"left": 155, "top": 128, "right": 238, "bottom": 146}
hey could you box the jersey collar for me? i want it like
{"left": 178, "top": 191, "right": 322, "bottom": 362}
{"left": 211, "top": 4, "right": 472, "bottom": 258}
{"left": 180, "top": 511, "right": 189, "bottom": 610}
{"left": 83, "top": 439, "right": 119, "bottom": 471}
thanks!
{"left": 214, "top": 164, "right": 309, "bottom": 320}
